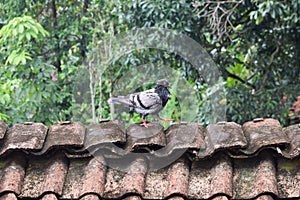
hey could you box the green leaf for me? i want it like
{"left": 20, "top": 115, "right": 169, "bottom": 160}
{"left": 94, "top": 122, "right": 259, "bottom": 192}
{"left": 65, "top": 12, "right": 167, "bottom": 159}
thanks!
{"left": 18, "top": 24, "right": 24, "bottom": 33}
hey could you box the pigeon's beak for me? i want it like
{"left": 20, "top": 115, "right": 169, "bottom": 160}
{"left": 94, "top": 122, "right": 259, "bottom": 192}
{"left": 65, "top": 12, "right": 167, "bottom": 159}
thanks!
{"left": 167, "top": 93, "right": 171, "bottom": 99}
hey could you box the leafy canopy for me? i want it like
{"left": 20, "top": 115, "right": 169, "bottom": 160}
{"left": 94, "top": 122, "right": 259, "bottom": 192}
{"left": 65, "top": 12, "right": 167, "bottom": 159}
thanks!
{"left": 0, "top": 0, "right": 299, "bottom": 126}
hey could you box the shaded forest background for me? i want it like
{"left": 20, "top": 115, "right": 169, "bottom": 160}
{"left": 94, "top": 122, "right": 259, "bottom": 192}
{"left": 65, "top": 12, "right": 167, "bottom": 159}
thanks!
{"left": 0, "top": 0, "right": 299, "bottom": 126}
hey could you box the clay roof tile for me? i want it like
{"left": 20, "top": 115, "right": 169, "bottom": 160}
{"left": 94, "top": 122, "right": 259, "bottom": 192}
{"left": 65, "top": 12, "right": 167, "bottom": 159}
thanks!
{"left": 0, "top": 121, "right": 8, "bottom": 139}
{"left": 0, "top": 122, "right": 48, "bottom": 156}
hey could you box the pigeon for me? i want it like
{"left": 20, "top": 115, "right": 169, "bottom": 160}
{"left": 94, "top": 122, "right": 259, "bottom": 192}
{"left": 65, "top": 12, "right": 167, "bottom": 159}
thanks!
{"left": 108, "top": 79, "right": 173, "bottom": 127}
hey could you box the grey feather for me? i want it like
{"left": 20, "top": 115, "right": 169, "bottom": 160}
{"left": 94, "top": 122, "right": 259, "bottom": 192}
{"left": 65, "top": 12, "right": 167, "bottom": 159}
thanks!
{"left": 108, "top": 79, "right": 171, "bottom": 123}
{"left": 108, "top": 96, "right": 133, "bottom": 107}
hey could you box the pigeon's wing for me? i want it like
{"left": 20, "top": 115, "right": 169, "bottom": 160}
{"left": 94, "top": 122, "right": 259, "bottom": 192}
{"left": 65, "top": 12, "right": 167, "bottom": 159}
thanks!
{"left": 130, "top": 89, "right": 162, "bottom": 109}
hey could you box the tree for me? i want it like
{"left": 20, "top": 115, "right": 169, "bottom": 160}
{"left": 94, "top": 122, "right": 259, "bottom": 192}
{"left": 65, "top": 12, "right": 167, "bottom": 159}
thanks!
{"left": 0, "top": 0, "right": 299, "bottom": 126}
{"left": 192, "top": 0, "right": 300, "bottom": 124}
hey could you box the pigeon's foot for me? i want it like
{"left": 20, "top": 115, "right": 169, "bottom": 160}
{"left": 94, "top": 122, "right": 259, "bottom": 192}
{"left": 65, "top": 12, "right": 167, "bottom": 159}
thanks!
{"left": 158, "top": 117, "right": 173, "bottom": 123}
{"left": 140, "top": 118, "right": 152, "bottom": 128}
{"left": 140, "top": 122, "right": 153, "bottom": 128}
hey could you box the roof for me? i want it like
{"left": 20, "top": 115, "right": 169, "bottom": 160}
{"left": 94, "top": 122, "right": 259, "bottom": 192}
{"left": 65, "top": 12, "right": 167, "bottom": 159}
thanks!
{"left": 289, "top": 95, "right": 300, "bottom": 124}
{"left": 0, "top": 118, "right": 299, "bottom": 200}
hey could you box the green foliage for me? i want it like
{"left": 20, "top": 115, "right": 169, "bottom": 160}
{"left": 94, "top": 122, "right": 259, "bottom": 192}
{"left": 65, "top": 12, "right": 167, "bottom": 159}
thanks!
{"left": 0, "top": 0, "right": 299, "bottom": 126}
{"left": 0, "top": 16, "right": 49, "bottom": 65}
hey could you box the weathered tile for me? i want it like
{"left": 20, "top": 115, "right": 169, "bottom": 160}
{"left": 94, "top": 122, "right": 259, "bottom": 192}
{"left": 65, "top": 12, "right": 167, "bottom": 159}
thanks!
{"left": 168, "top": 196, "right": 185, "bottom": 200}
{"left": 85, "top": 120, "right": 126, "bottom": 145}
{"left": 80, "top": 194, "right": 101, "bottom": 200}
{"left": 122, "top": 195, "right": 142, "bottom": 200}
{"left": 20, "top": 154, "right": 68, "bottom": 198}
{"left": 165, "top": 158, "right": 190, "bottom": 198}
{"left": 36, "top": 122, "right": 85, "bottom": 155}
{"left": 0, "top": 154, "right": 26, "bottom": 194}
{"left": 83, "top": 121, "right": 128, "bottom": 161}
{"left": 139, "top": 158, "right": 190, "bottom": 199}
{"left": 233, "top": 151, "right": 278, "bottom": 199}
{"left": 241, "top": 118, "right": 289, "bottom": 154}
{"left": 154, "top": 123, "right": 204, "bottom": 161}
{"left": 254, "top": 195, "right": 274, "bottom": 200}
{"left": 277, "top": 157, "right": 300, "bottom": 198}
{"left": 126, "top": 122, "right": 166, "bottom": 152}
{"left": 0, "top": 193, "right": 18, "bottom": 200}
{"left": 62, "top": 156, "right": 107, "bottom": 199}
{"left": 282, "top": 124, "right": 300, "bottom": 158}
{"left": 166, "top": 123, "right": 205, "bottom": 150}
{"left": 104, "top": 157, "right": 147, "bottom": 199}
{"left": 188, "top": 153, "right": 232, "bottom": 199}
{"left": 40, "top": 193, "right": 58, "bottom": 200}
{"left": 211, "top": 196, "right": 229, "bottom": 200}
{"left": 0, "top": 122, "right": 48, "bottom": 155}
{"left": 204, "top": 121, "right": 247, "bottom": 156}
{"left": 0, "top": 121, "right": 8, "bottom": 139}
{"left": 144, "top": 166, "right": 168, "bottom": 199}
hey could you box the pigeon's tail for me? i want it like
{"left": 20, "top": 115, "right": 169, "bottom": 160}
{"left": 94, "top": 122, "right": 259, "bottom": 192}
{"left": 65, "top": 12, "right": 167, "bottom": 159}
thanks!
{"left": 108, "top": 97, "right": 133, "bottom": 107}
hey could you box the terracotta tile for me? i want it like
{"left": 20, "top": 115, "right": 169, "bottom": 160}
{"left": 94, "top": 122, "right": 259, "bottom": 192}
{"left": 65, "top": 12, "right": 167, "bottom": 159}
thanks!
{"left": 167, "top": 196, "right": 185, "bottom": 200}
{"left": 0, "top": 193, "right": 18, "bottom": 200}
{"left": 211, "top": 196, "right": 229, "bottom": 200}
{"left": 62, "top": 156, "right": 107, "bottom": 199}
{"left": 104, "top": 157, "right": 147, "bottom": 199}
{"left": 36, "top": 122, "right": 85, "bottom": 155}
{"left": 0, "top": 121, "right": 7, "bottom": 139}
{"left": 188, "top": 153, "right": 232, "bottom": 199}
{"left": 254, "top": 195, "right": 274, "bottom": 200}
{"left": 165, "top": 158, "right": 190, "bottom": 198}
{"left": 85, "top": 120, "right": 126, "bottom": 146}
{"left": 150, "top": 123, "right": 204, "bottom": 166}
{"left": 277, "top": 157, "right": 300, "bottom": 198}
{"left": 122, "top": 195, "right": 142, "bottom": 200}
{"left": 166, "top": 123, "right": 205, "bottom": 151}
{"left": 144, "top": 166, "right": 168, "bottom": 199}
{"left": 126, "top": 122, "right": 166, "bottom": 152}
{"left": 233, "top": 151, "right": 278, "bottom": 199}
{"left": 0, "top": 154, "right": 26, "bottom": 194}
{"left": 283, "top": 124, "right": 300, "bottom": 158}
{"left": 241, "top": 118, "right": 289, "bottom": 154}
{"left": 40, "top": 193, "right": 58, "bottom": 200}
{"left": 20, "top": 154, "right": 68, "bottom": 198}
{"left": 80, "top": 194, "right": 101, "bottom": 200}
{"left": 0, "top": 122, "right": 48, "bottom": 155}
{"left": 84, "top": 120, "right": 126, "bottom": 156}
{"left": 293, "top": 96, "right": 300, "bottom": 113}
{"left": 122, "top": 158, "right": 147, "bottom": 194}
{"left": 204, "top": 122, "right": 247, "bottom": 156}
{"left": 128, "top": 158, "right": 189, "bottom": 199}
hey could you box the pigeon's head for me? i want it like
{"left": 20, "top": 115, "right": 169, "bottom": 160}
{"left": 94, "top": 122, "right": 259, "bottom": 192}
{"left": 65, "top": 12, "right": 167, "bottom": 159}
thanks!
{"left": 156, "top": 79, "right": 171, "bottom": 88}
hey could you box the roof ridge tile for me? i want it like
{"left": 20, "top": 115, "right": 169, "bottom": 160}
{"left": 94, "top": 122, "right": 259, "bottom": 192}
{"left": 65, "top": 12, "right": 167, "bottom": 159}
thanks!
{"left": 125, "top": 122, "right": 166, "bottom": 152}
{"left": 0, "top": 122, "right": 48, "bottom": 156}
{"left": 282, "top": 124, "right": 300, "bottom": 158}
{"left": 33, "top": 122, "right": 86, "bottom": 156}
{"left": 0, "top": 121, "right": 8, "bottom": 140}
{"left": 200, "top": 121, "right": 247, "bottom": 158}
{"left": 240, "top": 118, "right": 290, "bottom": 155}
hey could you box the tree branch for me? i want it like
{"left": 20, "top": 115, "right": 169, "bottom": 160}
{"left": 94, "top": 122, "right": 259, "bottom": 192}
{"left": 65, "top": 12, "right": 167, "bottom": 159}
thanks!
{"left": 255, "top": 44, "right": 280, "bottom": 94}
{"left": 225, "top": 69, "right": 256, "bottom": 89}
{"left": 193, "top": 0, "right": 243, "bottom": 40}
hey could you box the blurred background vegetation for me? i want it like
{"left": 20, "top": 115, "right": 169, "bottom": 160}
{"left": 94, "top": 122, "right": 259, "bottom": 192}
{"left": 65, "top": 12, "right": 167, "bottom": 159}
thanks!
{"left": 0, "top": 0, "right": 299, "bottom": 126}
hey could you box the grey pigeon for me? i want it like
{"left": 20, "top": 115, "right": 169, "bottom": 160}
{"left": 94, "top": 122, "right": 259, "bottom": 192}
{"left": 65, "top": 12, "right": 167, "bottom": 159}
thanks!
{"left": 108, "top": 79, "right": 173, "bottom": 127}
